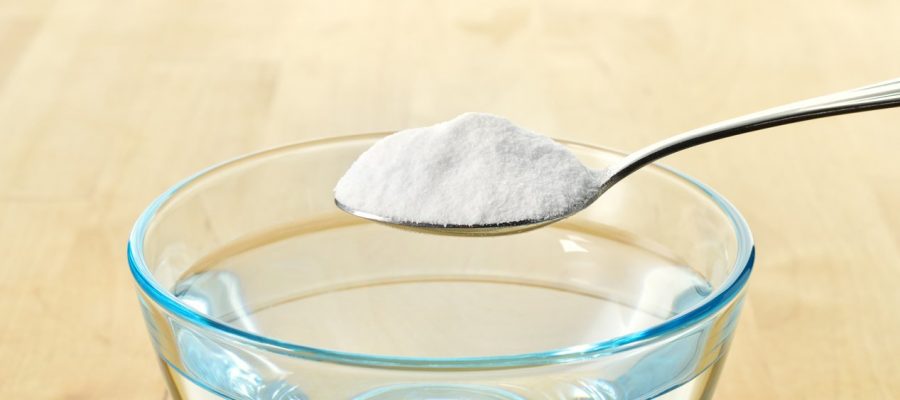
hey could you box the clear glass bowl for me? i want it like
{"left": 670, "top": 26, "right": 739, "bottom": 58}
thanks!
{"left": 128, "top": 134, "right": 754, "bottom": 400}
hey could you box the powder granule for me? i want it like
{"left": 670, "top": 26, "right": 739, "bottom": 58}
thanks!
{"left": 334, "top": 112, "right": 599, "bottom": 226}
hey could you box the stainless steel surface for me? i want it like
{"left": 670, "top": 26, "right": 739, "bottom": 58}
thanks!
{"left": 338, "top": 78, "right": 900, "bottom": 236}
{"left": 334, "top": 199, "right": 560, "bottom": 236}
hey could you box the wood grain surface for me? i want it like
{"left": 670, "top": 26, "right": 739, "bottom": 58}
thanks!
{"left": 1, "top": 1, "right": 898, "bottom": 398}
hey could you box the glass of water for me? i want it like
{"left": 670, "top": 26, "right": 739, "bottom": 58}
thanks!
{"left": 128, "top": 134, "right": 754, "bottom": 400}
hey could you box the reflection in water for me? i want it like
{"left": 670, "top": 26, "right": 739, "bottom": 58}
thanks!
{"left": 170, "top": 267, "right": 720, "bottom": 399}
{"left": 173, "top": 271, "right": 260, "bottom": 332}
{"left": 172, "top": 271, "right": 307, "bottom": 400}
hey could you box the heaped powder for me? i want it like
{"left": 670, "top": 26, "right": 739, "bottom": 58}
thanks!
{"left": 334, "top": 112, "right": 599, "bottom": 226}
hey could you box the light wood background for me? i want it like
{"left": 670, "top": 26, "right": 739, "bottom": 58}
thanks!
{"left": 1, "top": 1, "right": 898, "bottom": 399}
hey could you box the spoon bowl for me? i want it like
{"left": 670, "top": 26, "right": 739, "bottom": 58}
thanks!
{"left": 335, "top": 198, "right": 571, "bottom": 236}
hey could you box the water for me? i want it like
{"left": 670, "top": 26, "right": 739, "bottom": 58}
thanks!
{"left": 158, "top": 219, "right": 726, "bottom": 399}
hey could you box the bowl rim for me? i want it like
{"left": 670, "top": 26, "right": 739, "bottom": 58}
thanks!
{"left": 127, "top": 133, "right": 755, "bottom": 369}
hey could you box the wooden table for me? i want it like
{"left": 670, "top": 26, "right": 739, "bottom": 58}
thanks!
{"left": 1, "top": 1, "right": 898, "bottom": 398}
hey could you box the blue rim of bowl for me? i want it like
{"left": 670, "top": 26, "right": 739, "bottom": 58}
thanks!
{"left": 127, "top": 133, "right": 755, "bottom": 370}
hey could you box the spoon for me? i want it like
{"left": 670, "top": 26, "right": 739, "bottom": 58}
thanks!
{"left": 337, "top": 78, "right": 900, "bottom": 236}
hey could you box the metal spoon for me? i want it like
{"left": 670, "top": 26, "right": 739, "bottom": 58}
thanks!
{"left": 337, "top": 78, "right": 900, "bottom": 236}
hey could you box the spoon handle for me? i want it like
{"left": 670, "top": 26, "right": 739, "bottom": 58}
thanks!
{"left": 601, "top": 78, "right": 900, "bottom": 191}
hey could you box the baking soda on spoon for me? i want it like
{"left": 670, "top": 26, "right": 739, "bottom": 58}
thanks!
{"left": 334, "top": 112, "right": 598, "bottom": 226}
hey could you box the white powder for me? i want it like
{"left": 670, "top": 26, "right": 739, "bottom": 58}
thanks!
{"left": 334, "top": 112, "right": 599, "bottom": 226}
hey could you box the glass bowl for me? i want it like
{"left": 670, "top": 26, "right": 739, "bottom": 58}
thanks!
{"left": 128, "top": 134, "right": 754, "bottom": 400}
